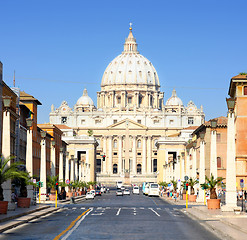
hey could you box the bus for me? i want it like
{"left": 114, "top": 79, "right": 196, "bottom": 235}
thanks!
{"left": 116, "top": 181, "right": 123, "bottom": 189}
{"left": 148, "top": 183, "right": 160, "bottom": 197}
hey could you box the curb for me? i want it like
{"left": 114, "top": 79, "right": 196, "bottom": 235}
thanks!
{"left": 0, "top": 205, "right": 51, "bottom": 224}
{"left": 0, "top": 207, "right": 61, "bottom": 233}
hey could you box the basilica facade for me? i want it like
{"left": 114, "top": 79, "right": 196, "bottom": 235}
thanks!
{"left": 49, "top": 27, "right": 205, "bottom": 184}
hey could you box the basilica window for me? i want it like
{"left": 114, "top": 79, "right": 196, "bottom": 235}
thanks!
{"left": 61, "top": 117, "right": 67, "bottom": 124}
{"left": 153, "top": 159, "right": 157, "bottom": 172}
{"left": 95, "top": 120, "right": 101, "bottom": 124}
{"left": 217, "top": 157, "right": 222, "bottom": 168}
{"left": 96, "top": 159, "right": 101, "bottom": 173}
{"left": 137, "top": 140, "right": 141, "bottom": 148}
{"left": 113, "top": 119, "right": 117, "bottom": 124}
{"left": 137, "top": 120, "right": 141, "bottom": 124}
{"left": 244, "top": 86, "right": 247, "bottom": 95}
{"left": 217, "top": 133, "right": 221, "bottom": 142}
{"left": 128, "top": 97, "right": 132, "bottom": 104}
{"left": 117, "top": 97, "right": 121, "bottom": 104}
{"left": 113, "top": 164, "right": 118, "bottom": 174}
{"left": 188, "top": 117, "right": 194, "bottom": 125}
{"left": 113, "top": 140, "right": 117, "bottom": 148}
{"left": 153, "top": 119, "right": 159, "bottom": 124}
{"left": 81, "top": 119, "right": 85, "bottom": 125}
{"left": 169, "top": 120, "right": 174, "bottom": 125}
{"left": 137, "top": 164, "right": 142, "bottom": 174}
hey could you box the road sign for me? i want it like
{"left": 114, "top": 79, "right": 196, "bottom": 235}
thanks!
{"left": 33, "top": 179, "right": 36, "bottom": 184}
{"left": 66, "top": 179, "right": 70, "bottom": 184}
{"left": 240, "top": 179, "right": 244, "bottom": 188}
{"left": 184, "top": 176, "right": 189, "bottom": 181}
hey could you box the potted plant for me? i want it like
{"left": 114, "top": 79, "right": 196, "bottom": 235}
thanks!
{"left": 47, "top": 175, "right": 59, "bottom": 201}
{"left": 170, "top": 180, "right": 178, "bottom": 198}
{"left": 67, "top": 182, "right": 73, "bottom": 198}
{"left": 188, "top": 178, "right": 198, "bottom": 202}
{"left": 0, "top": 156, "right": 30, "bottom": 213}
{"left": 181, "top": 181, "right": 187, "bottom": 200}
{"left": 202, "top": 174, "right": 223, "bottom": 209}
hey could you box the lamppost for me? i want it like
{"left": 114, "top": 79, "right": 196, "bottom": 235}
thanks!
{"left": 50, "top": 139, "right": 56, "bottom": 177}
{"left": 197, "top": 132, "right": 206, "bottom": 203}
{"left": 210, "top": 119, "right": 218, "bottom": 179}
{"left": 222, "top": 98, "right": 240, "bottom": 211}
{"left": 40, "top": 130, "right": 47, "bottom": 201}
{"left": 59, "top": 147, "right": 64, "bottom": 182}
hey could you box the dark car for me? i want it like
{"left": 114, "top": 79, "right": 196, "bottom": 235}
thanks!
{"left": 95, "top": 189, "right": 102, "bottom": 196}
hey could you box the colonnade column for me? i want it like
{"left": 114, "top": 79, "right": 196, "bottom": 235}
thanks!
{"left": 147, "top": 136, "right": 152, "bottom": 174}
{"left": 79, "top": 161, "right": 82, "bottom": 181}
{"left": 74, "top": 158, "right": 78, "bottom": 181}
{"left": 59, "top": 149, "right": 64, "bottom": 182}
{"left": 142, "top": 136, "right": 147, "bottom": 174}
{"left": 70, "top": 156, "right": 74, "bottom": 182}
{"left": 26, "top": 126, "right": 33, "bottom": 201}
{"left": 118, "top": 136, "right": 122, "bottom": 174}
{"left": 108, "top": 136, "right": 113, "bottom": 174}
{"left": 50, "top": 144, "right": 56, "bottom": 177}
{"left": 65, "top": 153, "right": 69, "bottom": 181}
{"left": 132, "top": 136, "right": 137, "bottom": 174}
{"left": 40, "top": 136, "right": 47, "bottom": 201}
{"left": 192, "top": 148, "right": 197, "bottom": 179}
{"left": 197, "top": 140, "right": 205, "bottom": 202}
{"left": 181, "top": 153, "right": 185, "bottom": 182}
{"left": 210, "top": 128, "right": 217, "bottom": 179}
{"left": 103, "top": 136, "right": 107, "bottom": 174}
{"left": 186, "top": 149, "right": 190, "bottom": 178}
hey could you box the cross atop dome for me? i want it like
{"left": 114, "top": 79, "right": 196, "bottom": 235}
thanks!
{"left": 129, "top": 22, "right": 132, "bottom": 31}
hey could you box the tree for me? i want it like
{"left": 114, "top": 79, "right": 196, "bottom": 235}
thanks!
{"left": 204, "top": 174, "right": 223, "bottom": 199}
{"left": 170, "top": 180, "right": 177, "bottom": 191}
{"left": 188, "top": 178, "right": 198, "bottom": 195}
{"left": 0, "top": 156, "right": 30, "bottom": 201}
{"left": 47, "top": 175, "right": 59, "bottom": 194}
{"left": 158, "top": 181, "right": 168, "bottom": 187}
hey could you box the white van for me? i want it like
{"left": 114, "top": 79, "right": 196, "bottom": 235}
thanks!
{"left": 133, "top": 186, "right": 140, "bottom": 195}
{"left": 116, "top": 181, "right": 123, "bottom": 189}
{"left": 148, "top": 183, "right": 160, "bottom": 197}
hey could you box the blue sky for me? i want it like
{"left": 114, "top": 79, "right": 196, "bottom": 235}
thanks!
{"left": 1, "top": 0, "right": 247, "bottom": 123}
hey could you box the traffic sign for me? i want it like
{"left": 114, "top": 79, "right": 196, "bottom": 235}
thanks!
{"left": 184, "top": 176, "right": 189, "bottom": 181}
{"left": 66, "top": 179, "right": 70, "bottom": 184}
{"left": 240, "top": 179, "right": 244, "bottom": 188}
{"left": 33, "top": 179, "right": 36, "bottom": 184}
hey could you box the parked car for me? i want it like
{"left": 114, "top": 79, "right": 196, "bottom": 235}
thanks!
{"left": 90, "top": 190, "right": 96, "bottom": 196}
{"left": 133, "top": 186, "right": 140, "bottom": 195}
{"left": 85, "top": 192, "right": 94, "bottom": 200}
{"left": 116, "top": 190, "right": 123, "bottom": 196}
{"left": 123, "top": 189, "right": 130, "bottom": 195}
{"left": 121, "top": 186, "right": 125, "bottom": 191}
{"left": 95, "top": 189, "right": 101, "bottom": 196}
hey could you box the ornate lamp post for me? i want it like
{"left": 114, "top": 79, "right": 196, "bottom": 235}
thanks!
{"left": 222, "top": 98, "right": 240, "bottom": 211}
{"left": 40, "top": 131, "right": 47, "bottom": 201}
{"left": 210, "top": 119, "right": 218, "bottom": 179}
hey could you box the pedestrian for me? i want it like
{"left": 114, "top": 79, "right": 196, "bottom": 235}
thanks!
{"left": 244, "top": 190, "right": 247, "bottom": 200}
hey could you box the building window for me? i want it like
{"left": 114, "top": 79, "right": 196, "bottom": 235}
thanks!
{"left": 113, "top": 119, "right": 117, "bottom": 124}
{"left": 114, "top": 152, "right": 117, "bottom": 156}
{"left": 117, "top": 97, "right": 121, "bottom": 104}
{"left": 96, "top": 138, "right": 101, "bottom": 147}
{"left": 139, "top": 95, "right": 143, "bottom": 105}
{"left": 153, "top": 119, "right": 159, "bottom": 124}
{"left": 188, "top": 117, "right": 194, "bottom": 125}
{"left": 217, "top": 133, "right": 221, "bottom": 142}
{"left": 113, "top": 140, "right": 117, "bottom": 149}
{"left": 169, "top": 120, "right": 174, "bottom": 125}
{"left": 217, "top": 157, "right": 222, "bottom": 168}
{"left": 128, "top": 97, "right": 132, "bottom": 104}
{"left": 113, "top": 164, "right": 118, "bottom": 174}
{"left": 96, "top": 159, "right": 101, "bottom": 173}
{"left": 61, "top": 117, "right": 67, "bottom": 124}
{"left": 137, "top": 152, "right": 141, "bottom": 156}
{"left": 81, "top": 119, "right": 85, "bottom": 125}
{"left": 137, "top": 120, "right": 141, "bottom": 124}
{"left": 95, "top": 120, "right": 101, "bottom": 124}
{"left": 153, "top": 159, "right": 157, "bottom": 172}
{"left": 137, "top": 140, "right": 141, "bottom": 148}
{"left": 154, "top": 152, "right": 157, "bottom": 156}
{"left": 244, "top": 86, "right": 247, "bottom": 95}
{"left": 137, "top": 164, "right": 142, "bottom": 174}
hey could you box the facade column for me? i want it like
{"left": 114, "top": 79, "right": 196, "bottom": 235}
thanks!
{"left": 186, "top": 149, "right": 190, "bottom": 178}
{"left": 59, "top": 150, "right": 63, "bottom": 182}
{"left": 176, "top": 157, "right": 180, "bottom": 181}
{"left": 2, "top": 110, "right": 12, "bottom": 206}
{"left": 65, "top": 153, "right": 69, "bottom": 181}
{"left": 197, "top": 140, "right": 205, "bottom": 202}
{"left": 108, "top": 136, "right": 113, "bottom": 174}
{"left": 70, "top": 157, "right": 74, "bottom": 182}
{"left": 210, "top": 129, "right": 217, "bottom": 179}
{"left": 181, "top": 153, "right": 185, "bottom": 182}
{"left": 50, "top": 144, "right": 56, "bottom": 177}
{"left": 103, "top": 136, "right": 107, "bottom": 174}
{"left": 79, "top": 161, "right": 82, "bottom": 181}
{"left": 74, "top": 158, "right": 78, "bottom": 181}
{"left": 40, "top": 137, "right": 47, "bottom": 201}
{"left": 192, "top": 148, "right": 197, "bottom": 179}
{"left": 222, "top": 111, "right": 239, "bottom": 211}
{"left": 147, "top": 136, "right": 152, "bottom": 174}
{"left": 26, "top": 128, "right": 33, "bottom": 201}
{"left": 86, "top": 151, "right": 89, "bottom": 181}
{"left": 142, "top": 136, "right": 147, "bottom": 174}
{"left": 132, "top": 136, "right": 137, "bottom": 174}
{"left": 118, "top": 136, "right": 122, "bottom": 174}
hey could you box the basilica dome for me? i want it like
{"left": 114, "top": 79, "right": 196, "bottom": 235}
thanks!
{"left": 166, "top": 89, "right": 183, "bottom": 106}
{"left": 76, "top": 89, "right": 94, "bottom": 107}
{"left": 101, "top": 27, "right": 160, "bottom": 87}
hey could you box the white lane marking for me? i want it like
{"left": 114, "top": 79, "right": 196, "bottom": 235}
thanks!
{"left": 91, "top": 213, "right": 104, "bottom": 215}
{"left": 149, "top": 208, "right": 160, "bottom": 217}
{"left": 61, "top": 208, "right": 93, "bottom": 240}
{"left": 139, "top": 207, "right": 144, "bottom": 209}
{"left": 156, "top": 208, "right": 161, "bottom": 210}
{"left": 106, "top": 207, "right": 110, "bottom": 209}
{"left": 134, "top": 213, "right": 137, "bottom": 215}
{"left": 80, "top": 207, "right": 85, "bottom": 209}
{"left": 72, "top": 207, "right": 76, "bottom": 210}
{"left": 116, "top": 208, "right": 121, "bottom": 216}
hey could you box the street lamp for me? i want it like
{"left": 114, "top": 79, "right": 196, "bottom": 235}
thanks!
{"left": 199, "top": 132, "right": 205, "bottom": 140}
{"left": 51, "top": 139, "right": 56, "bottom": 147}
{"left": 60, "top": 147, "right": 63, "bottom": 152}
{"left": 226, "top": 98, "right": 235, "bottom": 112}
{"left": 2, "top": 96, "right": 11, "bottom": 108}
{"left": 26, "top": 118, "right": 33, "bottom": 128}
{"left": 192, "top": 141, "right": 197, "bottom": 148}
{"left": 40, "top": 131, "right": 46, "bottom": 138}
{"left": 210, "top": 119, "right": 218, "bottom": 129}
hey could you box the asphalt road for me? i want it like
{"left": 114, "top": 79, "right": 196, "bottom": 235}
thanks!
{"left": 0, "top": 188, "right": 220, "bottom": 240}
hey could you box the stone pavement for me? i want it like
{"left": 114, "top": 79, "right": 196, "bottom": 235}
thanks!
{"left": 161, "top": 195, "right": 247, "bottom": 240}
{"left": 0, "top": 195, "right": 85, "bottom": 233}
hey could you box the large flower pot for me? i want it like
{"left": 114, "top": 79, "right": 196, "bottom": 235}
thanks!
{"left": 188, "top": 195, "right": 197, "bottom": 202}
{"left": 183, "top": 194, "right": 187, "bottom": 200}
{"left": 78, "top": 191, "right": 82, "bottom": 196}
{"left": 17, "top": 197, "right": 31, "bottom": 208}
{"left": 0, "top": 201, "right": 8, "bottom": 214}
{"left": 49, "top": 194, "right": 56, "bottom": 201}
{"left": 207, "top": 199, "right": 221, "bottom": 209}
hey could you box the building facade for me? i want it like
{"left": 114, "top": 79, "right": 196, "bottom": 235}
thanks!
{"left": 50, "top": 27, "right": 205, "bottom": 184}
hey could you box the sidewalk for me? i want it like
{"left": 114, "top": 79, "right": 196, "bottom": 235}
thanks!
{"left": 0, "top": 195, "right": 85, "bottom": 233}
{"left": 161, "top": 195, "right": 247, "bottom": 240}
